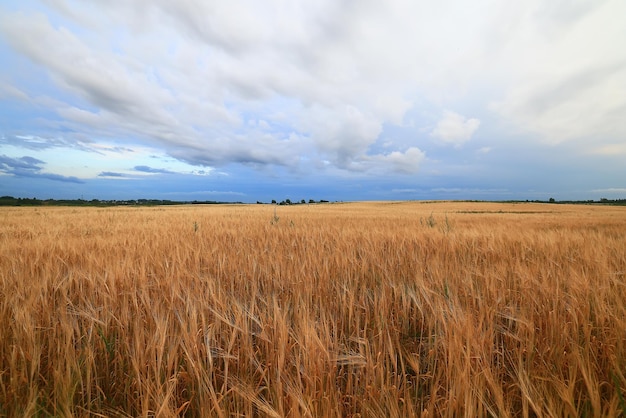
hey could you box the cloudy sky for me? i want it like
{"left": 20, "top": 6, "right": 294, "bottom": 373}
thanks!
{"left": 1, "top": 0, "right": 625, "bottom": 202}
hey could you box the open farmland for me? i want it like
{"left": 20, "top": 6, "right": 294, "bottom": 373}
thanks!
{"left": 1, "top": 201, "right": 625, "bottom": 417}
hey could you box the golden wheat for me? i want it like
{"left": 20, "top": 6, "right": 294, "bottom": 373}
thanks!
{"left": 1, "top": 202, "right": 625, "bottom": 417}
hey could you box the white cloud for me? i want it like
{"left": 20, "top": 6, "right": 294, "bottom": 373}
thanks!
{"left": 0, "top": 0, "right": 624, "bottom": 196}
{"left": 369, "top": 147, "right": 425, "bottom": 174}
{"left": 0, "top": 82, "right": 29, "bottom": 101}
{"left": 297, "top": 104, "right": 382, "bottom": 168}
{"left": 431, "top": 111, "right": 480, "bottom": 145}
{"left": 590, "top": 144, "right": 626, "bottom": 156}
{"left": 488, "top": 0, "right": 626, "bottom": 144}
{"left": 0, "top": 3, "right": 420, "bottom": 173}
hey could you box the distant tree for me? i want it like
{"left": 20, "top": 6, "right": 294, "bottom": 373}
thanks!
{"left": 271, "top": 199, "right": 277, "bottom": 204}
{"left": 309, "top": 199, "right": 316, "bottom": 204}
{"left": 300, "top": 199, "right": 306, "bottom": 204}
{"left": 285, "top": 198, "right": 292, "bottom": 205}
{"left": 549, "top": 197, "right": 555, "bottom": 203}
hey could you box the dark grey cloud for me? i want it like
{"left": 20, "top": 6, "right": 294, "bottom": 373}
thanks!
{"left": 134, "top": 165, "right": 175, "bottom": 174}
{"left": 0, "top": 155, "right": 45, "bottom": 170}
{"left": 0, "top": 154, "right": 83, "bottom": 183}
{"left": 1, "top": 135, "right": 67, "bottom": 150}
{"left": 18, "top": 171, "right": 83, "bottom": 183}
{"left": 98, "top": 171, "right": 126, "bottom": 177}
{"left": 0, "top": 134, "right": 128, "bottom": 155}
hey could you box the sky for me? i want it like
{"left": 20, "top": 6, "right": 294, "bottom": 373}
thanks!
{"left": 1, "top": 0, "right": 625, "bottom": 203}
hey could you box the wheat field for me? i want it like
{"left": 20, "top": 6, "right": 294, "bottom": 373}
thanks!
{"left": 1, "top": 201, "right": 625, "bottom": 417}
